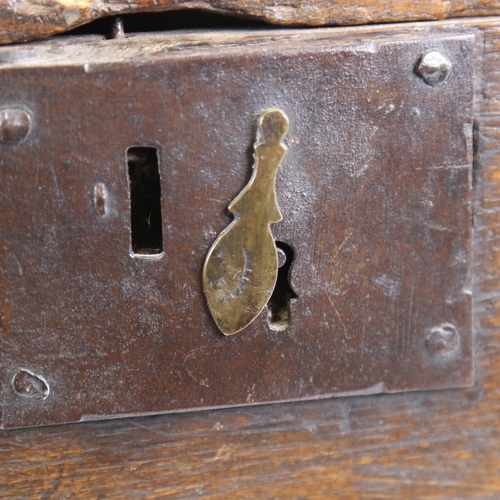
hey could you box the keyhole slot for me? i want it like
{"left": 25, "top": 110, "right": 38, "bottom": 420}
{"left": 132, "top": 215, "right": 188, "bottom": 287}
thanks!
{"left": 127, "top": 147, "right": 164, "bottom": 256}
{"left": 267, "top": 241, "right": 298, "bottom": 331}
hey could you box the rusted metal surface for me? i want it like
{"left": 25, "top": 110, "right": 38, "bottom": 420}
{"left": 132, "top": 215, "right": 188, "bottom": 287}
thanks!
{"left": 0, "top": 29, "right": 474, "bottom": 428}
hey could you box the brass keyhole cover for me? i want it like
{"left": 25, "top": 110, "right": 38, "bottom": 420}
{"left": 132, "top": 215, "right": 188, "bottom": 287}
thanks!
{"left": 202, "top": 108, "right": 290, "bottom": 335}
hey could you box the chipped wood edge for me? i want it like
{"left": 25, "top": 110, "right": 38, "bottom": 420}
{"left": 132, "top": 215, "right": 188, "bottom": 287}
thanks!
{"left": 3, "top": 0, "right": 500, "bottom": 45}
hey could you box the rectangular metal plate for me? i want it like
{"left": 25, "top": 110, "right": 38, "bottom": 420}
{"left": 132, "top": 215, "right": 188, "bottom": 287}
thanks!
{"left": 0, "top": 29, "right": 474, "bottom": 428}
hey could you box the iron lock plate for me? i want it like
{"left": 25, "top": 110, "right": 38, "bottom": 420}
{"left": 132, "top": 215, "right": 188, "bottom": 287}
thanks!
{"left": 0, "top": 29, "right": 474, "bottom": 428}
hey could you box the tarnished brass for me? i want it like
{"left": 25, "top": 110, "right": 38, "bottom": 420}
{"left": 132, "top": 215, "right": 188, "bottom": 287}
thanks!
{"left": 203, "top": 109, "right": 289, "bottom": 335}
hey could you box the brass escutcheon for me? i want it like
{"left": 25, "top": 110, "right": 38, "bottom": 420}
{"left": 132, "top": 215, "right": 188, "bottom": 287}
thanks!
{"left": 203, "top": 109, "right": 290, "bottom": 335}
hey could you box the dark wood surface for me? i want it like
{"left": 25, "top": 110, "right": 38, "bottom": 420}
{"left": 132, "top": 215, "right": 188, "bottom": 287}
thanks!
{"left": 4, "top": 0, "right": 500, "bottom": 45}
{"left": 1, "top": 17, "right": 500, "bottom": 499}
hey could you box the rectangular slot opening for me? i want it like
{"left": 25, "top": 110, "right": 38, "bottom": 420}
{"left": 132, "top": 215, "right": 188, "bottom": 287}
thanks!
{"left": 127, "top": 147, "right": 163, "bottom": 256}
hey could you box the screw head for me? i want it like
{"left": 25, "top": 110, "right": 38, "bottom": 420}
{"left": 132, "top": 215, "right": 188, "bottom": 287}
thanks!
{"left": 416, "top": 51, "right": 452, "bottom": 86}
{"left": 426, "top": 323, "right": 460, "bottom": 357}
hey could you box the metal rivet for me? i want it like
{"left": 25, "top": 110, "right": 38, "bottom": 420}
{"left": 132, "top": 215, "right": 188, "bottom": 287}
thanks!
{"left": 415, "top": 51, "right": 452, "bottom": 86}
{"left": 0, "top": 108, "right": 31, "bottom": 143}
{"left": 426, "top": 323, "right": 460, "bottom": 357}
{"left": 12, "top": 369, "right": 50, "bottom": 400}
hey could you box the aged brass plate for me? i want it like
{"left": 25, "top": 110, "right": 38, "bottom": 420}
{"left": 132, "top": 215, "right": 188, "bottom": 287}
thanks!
{"left": 203, "top": 109, "right": 289, "bottom": 335}
{"left": 0, "top": 29, "right": 474, "bottom": 428}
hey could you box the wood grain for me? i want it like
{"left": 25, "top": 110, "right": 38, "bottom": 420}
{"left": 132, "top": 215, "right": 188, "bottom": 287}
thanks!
{"left": 4, "top": 0, "right": 500, "bottom": 45}
{"left": 1, "top": 18, "right": 500, "bottom": 499}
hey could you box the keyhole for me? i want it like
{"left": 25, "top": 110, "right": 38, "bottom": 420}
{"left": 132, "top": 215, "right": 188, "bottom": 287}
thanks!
{"left": 267, "top": 241, "right": 298, "bottom": 331}
{"left": 127, "top": 147, "right": 163, "bottom": 256}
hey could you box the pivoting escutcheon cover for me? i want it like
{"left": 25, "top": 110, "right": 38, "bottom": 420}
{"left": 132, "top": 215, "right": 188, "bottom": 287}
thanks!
{"left": 0, "top": 28, "right": 474, "bottom": 428}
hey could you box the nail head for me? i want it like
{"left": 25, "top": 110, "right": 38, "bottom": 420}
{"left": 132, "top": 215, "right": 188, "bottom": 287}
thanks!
{"left": 416, "top": 51, "right": 452, "bottom": 86}
{"left": 426, "top": 323, "right": 460, "bottom": 357}
{"left": 12, "top": 369, "right": 50, "bottom": 400}
{"left": 0, "top": 108, "right": 31, "bottom": 143}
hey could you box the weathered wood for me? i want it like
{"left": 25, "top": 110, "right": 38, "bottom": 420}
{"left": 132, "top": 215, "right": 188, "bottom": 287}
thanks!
{"left": 0, "top": 17, "right": 499, "bottom": 498}
{"left": 3, "top": 0, "right": 500, "bottom": 45}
